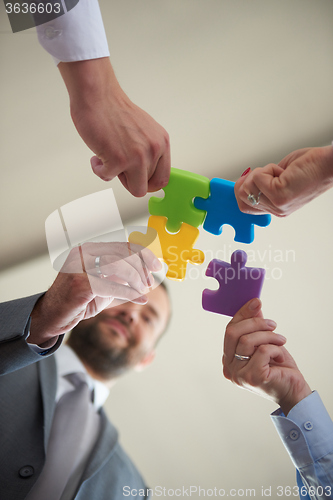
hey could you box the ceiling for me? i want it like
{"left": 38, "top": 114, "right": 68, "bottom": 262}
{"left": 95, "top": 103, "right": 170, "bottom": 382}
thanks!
{"left": 1, "top": 0, "right": 333, "bottom": 270}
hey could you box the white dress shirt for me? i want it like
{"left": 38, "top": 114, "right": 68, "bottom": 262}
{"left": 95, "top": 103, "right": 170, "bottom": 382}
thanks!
{"left": 55, "top": 343, "right": 110, "bottom": 409}
{"left": 36, "top": 0, "right": 110, "bottom": 65}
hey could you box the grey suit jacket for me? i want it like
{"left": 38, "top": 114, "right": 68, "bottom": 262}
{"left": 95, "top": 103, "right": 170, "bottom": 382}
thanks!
{"left": 0, "top": 295, "right": 148, "bottom": 500}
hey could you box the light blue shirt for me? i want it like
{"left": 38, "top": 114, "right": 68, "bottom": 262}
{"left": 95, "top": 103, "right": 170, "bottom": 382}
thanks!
{"left": 271, "top": 392, "right": 333, "bottom": 499}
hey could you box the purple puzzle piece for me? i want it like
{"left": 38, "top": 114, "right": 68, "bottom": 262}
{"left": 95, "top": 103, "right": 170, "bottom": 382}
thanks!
{"left": 202, "top": 250, "right": 265, "bottom": 317}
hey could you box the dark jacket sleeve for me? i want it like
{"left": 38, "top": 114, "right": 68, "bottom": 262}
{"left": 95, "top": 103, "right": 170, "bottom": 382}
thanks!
{"left": 0, "top": 293, "right": 63, "bottom": 375}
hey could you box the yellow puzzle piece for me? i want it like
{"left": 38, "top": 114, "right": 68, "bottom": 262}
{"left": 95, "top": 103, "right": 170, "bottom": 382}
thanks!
{"left": 129, "top": 216, "right": 205, "bottom": 281}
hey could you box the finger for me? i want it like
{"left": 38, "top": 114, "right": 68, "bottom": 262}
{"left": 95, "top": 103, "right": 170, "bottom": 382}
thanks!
{"left": 234, "top": 331, "right": 286, "bottom": 360}
{"left": 83, "top": 242, "right": 159, "bottom": 286}
{"left": 236, "top": 344, "right": 285, "bottom": 387}
{"left": 250, "top": 165, "right": 290, "bottom": 215}
{"left": 234, "top": 171, "right": 264, "bottom": 215}
{"left": 117, "top": 252, "right": 150, "bottom": 288}
{"left": 129, "top": 244, "right": 162, "bottom": 272}
{"left": 224, "top": 331, "right": 284, "bottom": 381}
{"left": 89, "top": 254, "right": 150, "bottom": 292}
{"left": 105, "top": 260, "right": 150, "bottom": 293}
{"left": 223, "top": 317, "right": 278, "bottom": 362}
{"left": 224, "top": 342, "right": 285, "bottom": 383}
{"left": 229, "top": 317, "right": 277, "bottom": 338}
{"left": 59, "top": 246, "right": 86, "bottom": 274}
{"left": 120, "top": 164, "right": 149, "bottom": 198}
{"left": 118, "top": 172, "right": 129, "bottom": 192}
{"left": 91, "top": 156, "right": 134, "bottom": 188}
{"left": 90, "top": 156, "right": 114, "bottom": 182}
{"left": 124, "top": 244, "right": 162, "bottom": 289}
{"left": 147, "top": 142, "right": 171, "bottom": 193}
{"left": 228, "top": 298, "right": 263, "bottom": 325}
{"left": 223, "top": 299, "right": 263, "bottom": 366}
{"left": 245, "top": 190, "right": 287, "bottom": 218}
{"left": 92, "top": 296, "right": 116, "bottom": 315}
{"left": 237, "top": 165, "right": 288, "bottom": 216}
{"left": 235, "top": 165, "right": 282, "bottom": 215}
{"left": 125, "top": 251, "right": 159, "bottom": 289}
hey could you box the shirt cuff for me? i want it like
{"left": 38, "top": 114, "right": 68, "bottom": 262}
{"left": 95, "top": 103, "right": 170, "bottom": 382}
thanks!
{"left": 27, "top": 340, "right": 58, "bottom": 355}
{"left": 36, "top": 0, "right": 110, "bottom": 65}
{"left": 271, "top": 392, "right": 333, "bottom": 469}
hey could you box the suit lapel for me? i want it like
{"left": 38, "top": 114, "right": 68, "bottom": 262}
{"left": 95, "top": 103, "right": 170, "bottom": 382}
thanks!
{"left": 38, "top": 355, "right": 57, "bottom": 451}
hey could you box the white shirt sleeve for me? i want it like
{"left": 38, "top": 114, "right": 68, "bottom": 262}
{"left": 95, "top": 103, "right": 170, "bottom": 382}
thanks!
{"left": 36, "top": 0, "right": 110, "bottom": 65}
{"left": 271, "top": 392, "right": 333, "bottom": 499}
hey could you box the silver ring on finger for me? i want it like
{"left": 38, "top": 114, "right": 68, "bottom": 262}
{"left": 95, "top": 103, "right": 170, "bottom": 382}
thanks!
{"left": 247, "top": 191, "right": 261, "bottom": 206}
{"left": 95, "top": 256, "right": 107, "bottom": 279}
{"left": 234, "top": 353, "right": 251, "bottom": 361}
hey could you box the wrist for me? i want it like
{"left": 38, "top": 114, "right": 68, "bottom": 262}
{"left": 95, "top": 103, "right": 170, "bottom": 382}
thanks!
{"left": 279, "top": 382, "right": 312, "bottom": 416}
{"left": 316, "top": 145, "right": 333, "bottom": 186}
{"left": 326, "top": 143, "right": 333, "bottom": 182}
{"left": 28, "top": 336, "right": 59, "bottom": 350}
{"left": 29, "top": 295, "right": 59, "bottom": 346}
{"left": 58, "top": 57, "right": 127, "bottom": 109}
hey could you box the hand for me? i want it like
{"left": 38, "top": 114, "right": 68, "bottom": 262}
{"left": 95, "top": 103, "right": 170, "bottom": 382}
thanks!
{"left": 28, "top": 242, "right": 162, "bottom": 347}
{"left": 234, "top": 146, "right": 333, "bottom": 216}
{"left": 58, "top": 58, "right": 171, "bottom": 197}
{"left": 222, "top": 298, "right": 312, "bottom": 415}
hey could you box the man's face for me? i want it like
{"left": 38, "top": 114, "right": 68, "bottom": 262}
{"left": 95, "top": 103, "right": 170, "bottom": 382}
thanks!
{"left": 67, "top": 285, "right": 170, "bottom": 380}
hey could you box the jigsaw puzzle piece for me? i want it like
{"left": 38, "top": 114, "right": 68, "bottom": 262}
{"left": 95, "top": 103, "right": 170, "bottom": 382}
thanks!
{"left": 149, "top": 168, "right": 210, "bottom": 233}
{"left": 194, "top": 178, "right": 271, "bottom": 244}
{"left": 129, "top": 215, "right": 205, "bottom": 281}
{"left": 127, "top": 224, "right": 163, "bottom": 261}
{"left": 202, "top": 250, "right": 265, "bottom": 317}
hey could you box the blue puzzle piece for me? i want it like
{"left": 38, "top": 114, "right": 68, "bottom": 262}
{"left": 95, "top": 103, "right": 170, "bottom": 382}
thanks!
{"left": 194, "top": 178, "right": 271, "bottom": 244}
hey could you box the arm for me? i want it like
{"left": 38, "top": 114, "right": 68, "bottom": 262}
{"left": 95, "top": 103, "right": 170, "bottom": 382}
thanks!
{"left": 58, "top": 58, "right": 170, "bottom": 197}
{"left": 222, "top": 299, "right": 333, "bottom": 499}
{"left": 0, "top": 242, "right": 161, "bottom": 374}
{"left": 36, "top": 0, "right": 110, "bottom": 64}
{"left": 234, "top": 145, "right": 333, "bottom": 216}
{"left": 37, "top": 0, "right": 171, "bottom": 196}
{"left": 272, "top": 392, "right": 333, "bottom": 499}
{"left": 0, "top": 293, "right": 63, "bottom": 375}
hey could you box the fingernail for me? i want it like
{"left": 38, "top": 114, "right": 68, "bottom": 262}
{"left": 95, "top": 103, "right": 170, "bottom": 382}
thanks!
{"left": 241, "top": 167, "right": 251, "bottom": 177}
{"left": 249, "top": 298, "right": 261, "bottom": 310}
{"left": 152, "top": 259, "right": 162, "bottom": 271}
{"left": 266, "top": 319, "right": 277, "bottom": 329}
{"left": 276, "top": 334, "right": 287, "bottom": 342}
{"left": 139, "top": 283, "right": 148, "bottom": 293}
{"left": 137, "top": 295, "right": 148, "bottom": 303}
{"left": 146, "top": 273, "right": 154, "bottom": 288}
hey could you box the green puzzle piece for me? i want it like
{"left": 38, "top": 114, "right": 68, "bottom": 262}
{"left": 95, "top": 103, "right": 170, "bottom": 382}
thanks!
{"left": 148, "top": 168, "right": 210, "bottom": 233}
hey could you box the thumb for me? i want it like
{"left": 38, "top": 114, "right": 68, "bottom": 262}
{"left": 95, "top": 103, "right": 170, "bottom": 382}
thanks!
{"left": 90, "top": 155, "right": 116, "bottom": 182}
{"left": 234, "top": 168, "right": 251, "bottom": 192}
{"left": 229, "top": 298, "right": 263, "bottom": 325}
